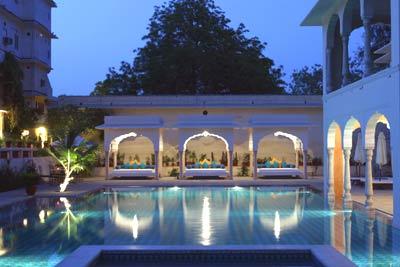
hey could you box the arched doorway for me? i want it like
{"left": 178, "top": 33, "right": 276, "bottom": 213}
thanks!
{"left": 182, "top": 131, "right": 230, "bottom": 178}
{"left": 327, "top": 122, "right": 344, "bottom": 201}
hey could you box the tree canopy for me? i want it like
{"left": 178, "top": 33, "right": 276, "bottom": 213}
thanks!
{"left": 289, "top": 64, "right": 322, "bottom": 95}
{"left": 92, "top": 0, "right": 285, "bottom": 96}
{"left": 0, "top": 52, "right": 37, "bottom": 136}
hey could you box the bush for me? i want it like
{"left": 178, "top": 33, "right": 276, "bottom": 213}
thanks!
{"left": 0, "top": 162, "right": 40, "bottom": 192}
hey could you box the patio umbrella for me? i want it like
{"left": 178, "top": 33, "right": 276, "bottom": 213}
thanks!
{"left": 353, "top": 132, "right": 364, "bottom": 177}
{"left": 353, "top": 132, "right": 365, "bottom": 163}
{"left": 375, "top": 132, "right": 388, "bottom": 178}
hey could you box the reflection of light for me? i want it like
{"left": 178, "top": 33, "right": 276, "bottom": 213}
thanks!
{"left": 274, "top": 211, "right": 281, "bottom": 240}
{"left": 170, "top": 186, "right": 181, "bottom": 191}
{"left": 39, "top": 210, "right": 46, "bottom": 223}
{"left": 201, "top": 196, "right": 211, "bottom": 246}
{"left": 232, "top": 186, "right": 243, "bottom": 191}
{"left": 132, "top": 215, "right": 139, "bottom": 240}
{"left": 60, "top": 197, "right": 77, "bottom": 239}
{"left": 0, "top": 228, "right": 8, "bottom": 256}
{"left": 23, "top": 218, "right": 28, "bottom": 227}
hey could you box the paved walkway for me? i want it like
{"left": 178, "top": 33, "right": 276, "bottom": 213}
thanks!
{"left": 351, "top": 184, "right": 393, "bottom": 215}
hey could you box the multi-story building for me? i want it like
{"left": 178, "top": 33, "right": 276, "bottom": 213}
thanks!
{"left": 302, "top": 0, "right": 400, "bottom": 227}
{"left": 0, "top": 0, "right": 56, "bottom": 115}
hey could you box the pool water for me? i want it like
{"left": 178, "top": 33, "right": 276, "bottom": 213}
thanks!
{"left": 0, "top": 186, "right": 399, "bottom": 267}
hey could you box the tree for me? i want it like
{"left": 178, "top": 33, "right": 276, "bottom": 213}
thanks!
{"left": 94, "top": 0, "right": 285, "bottom": 95}
{"left": 289, "top": 64, "right": 323, "bottom": 95}
{"left": 47, "top": 105, "right": 106, "bottom": 147}
{"left": 91, "top": 62, "right": 139, "bottom": 96}
{"left": 0, "top": 52, "right": 37, "bottom": 136}
{"left": 48, "top": 142, "right": 98, "bottom": 192}
{"left": 350, "top": 23, "right": 391, "bottom": 81}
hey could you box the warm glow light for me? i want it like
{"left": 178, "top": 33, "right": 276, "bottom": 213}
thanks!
{"left": 274, "top": 131, "right": 303, "bottom": 151}
{"left": 23, "top": 218, "right": 28, "bottom": 227}
{"left": 39, "top": 210, "right": 46, "bottom": 223}
{"left": 274, "top": 211, "right": 281, "bottom": 240}
{"left": 21, "top": 130, "right": 29, "bottom": 138}
{"left": 35, "top": 127, "right": 48, "bottom": 148}
{"left": 132, "top": 215, "right": 139, "bottom": 240}
{"left": 183, "top": 131, "right": 229, "bottom": 151}
{"left": 201, "top": 196, "right": 211, "bottom": 246}
{"left": 0, "top": 228, "right": 8, "bottom": 256}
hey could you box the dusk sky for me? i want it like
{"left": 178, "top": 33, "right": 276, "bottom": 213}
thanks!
{"left": 49, "top": 0, "right": 362, "bottom": 96}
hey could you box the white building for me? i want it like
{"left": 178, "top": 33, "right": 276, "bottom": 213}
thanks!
{"left": 0, "top": 0, "right": 56, "bottom": 114}
{"left": 57, "top": 95, "right": 323, "bottom": 180}
{"left": 302, "top": 0, "right": 400, "bottom": 227}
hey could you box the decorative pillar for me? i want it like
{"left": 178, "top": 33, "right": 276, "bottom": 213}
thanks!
{"left": 179, "top": 150, "right": 184, "bottom": 180}
{"left": 303, "top": 149, "right": 308, "bottom": 179}
{"left": 113, "top": 151, "right": 117, "bottom": 168}
{"left": 343, "top": 148, "right": 352, "bottom": 203}
{"left": 154, "top": 150, "right": 159, "bottom": 179}
{"left": 158, "top": 150, "right": 163, "bottom": 179}
{"left": 365, "top": 148, "right": 374, "bottom": 208}
{"left": 253, "top": 150, "right": 258, "bottom": 179}
{"left": 327, "top": 148, "right": 335, "bottom": 202}
{"left": 326, "top": 47, "right": 333, "bottom": 93}
{"left": 363, "top": 17, "right": 373, "bottom": 77}
{"left": 295, "top": 149, "right": 299, "bottom": 168}
{"left": 105, "top": 150, "right": 110, "bottom": 180}
{"left": 342, "top": 34, "right": 350, "bottom": 86}
{"left": 229, "top": 150, "right": 234, "bottom": 179}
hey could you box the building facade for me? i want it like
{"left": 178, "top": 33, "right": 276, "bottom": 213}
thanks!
{"left": 57, "top": 95, "right": 323, "bottom": 180}
{"left": 0, "top": 0, "right": 56, "bottom": 114}
{"left": 303, "top": 0, "right": 400, "bottom": 227}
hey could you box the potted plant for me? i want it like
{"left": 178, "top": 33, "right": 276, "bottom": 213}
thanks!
{"left": 22, "top": 170, "right": 40, "bottom": 196}
{"left": 233, "top": 152, "right": 239, "bottom": 167}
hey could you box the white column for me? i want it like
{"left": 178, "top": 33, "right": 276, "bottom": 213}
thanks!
{"left": 179, "top": 150, "right": 184, "bottom": 179}
{"left": 327, "top": 148, "right": 335, "bottom": 202}
{"left": 342, "top": 34, "right": 350, "bottom": 86}
{"left": 391, "top": 0, "right": 400, "bottom": 66}
{"left": 253, "top": 150, "right": 258, "bottom": 179}
{"left": 229, "top": 150, "right": 234, "bottom": 179}
{"left": 105, "top": 150, "right": 110, "bottom": 180}
{"left": 154, "top": 150, "right": 159, "bottom": 179}
{"left": 113, "top": 151, "right": 117, "bottom": 168}
{"left": 367, "top": 218, "right": 375, "bottom": 266}
{"left": 343, "top": 148, "right": 352, "bottom": 204}
{"left": 158, "top": 151, "right": 163, "bottom": 178}
{"left": 303, "top": 149, "right": 308, "bottom": 179}
{"left": 365, "top": 148, "right": 374, "bottom": 208}
{"left": 363, "top": 17, "right": 373, "bottom": 77}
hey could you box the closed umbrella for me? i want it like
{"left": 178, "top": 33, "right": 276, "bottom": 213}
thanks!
{"left": 375, "top": 132, "right": 388, "bottom": 179}
{"left": 354, "top": 132, "right": 365, "bottom": 163}
{"left": 353, "top": 132, "right": 364, "bottom": 177}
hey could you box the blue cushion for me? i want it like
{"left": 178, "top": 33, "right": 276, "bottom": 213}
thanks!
{"left": 265, "top": 161, "right": 271, "bottom": 168}
{"left": 132, "top": 163, "right": 138, "bottom": 169}
{"left": 195, "top": 162, "right": 201, "bottom": 168}
{"left": 221, "top": 164, "right": 225, "bottom": 169}
{"left": 140, "top": 163, "right": 146, "bottom": 169}
{"left": 282, "top": 162, "right": 287, "bottom": 168}
{"left": 273, "top": 162, "right": 279, "bottom": 168}
{"left": 203, "top": 162, "right": 209, "bottom": 169}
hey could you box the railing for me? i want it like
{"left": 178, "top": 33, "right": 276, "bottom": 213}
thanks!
{"left": 0, "top": 147, "right": 38, "bottom": 159}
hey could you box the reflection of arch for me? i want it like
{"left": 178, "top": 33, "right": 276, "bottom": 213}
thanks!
{"left": 365, "top": 113, "right": 390, "bottom": 149}
{"left": 183, "top": 131, "right": 229, "bottom": 152}
{"left": 257, "top": 189, "right": 305, "bottom": 236}
{"left": 109, "top": 191, "right": 154, "bottom": 240}
{"left": 343, "top": 117, "right": 361, "bottom": 149}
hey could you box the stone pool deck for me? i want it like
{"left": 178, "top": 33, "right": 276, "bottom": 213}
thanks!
{"left": 0, "top": 176, "right": 394, "bottom": 217}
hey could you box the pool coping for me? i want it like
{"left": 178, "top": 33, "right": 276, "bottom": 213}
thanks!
{"left": 56, "top": 245, "right": 357, "bottom": 267}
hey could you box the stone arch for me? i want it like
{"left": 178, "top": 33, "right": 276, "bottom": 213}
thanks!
{"left": 365, "top": 113, "right": 390, "bottom": 149}
{"left": 327, "top": 121, "right": 344, "bottom": 200}
{"left": 343, "top": 117, "right": 361, "bottom": 149}
{"left": 183, "top": 131, "right": 229, "bottom": 152}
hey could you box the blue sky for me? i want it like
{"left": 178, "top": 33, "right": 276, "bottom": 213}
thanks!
{"left": 50, "top": 0, "right": 330, "bottom": 96}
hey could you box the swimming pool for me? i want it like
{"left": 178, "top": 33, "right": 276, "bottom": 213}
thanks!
{"left": 0, "top": 186, "right": 398, "bottom": 266}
